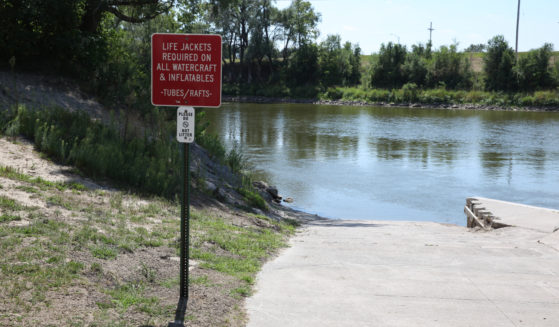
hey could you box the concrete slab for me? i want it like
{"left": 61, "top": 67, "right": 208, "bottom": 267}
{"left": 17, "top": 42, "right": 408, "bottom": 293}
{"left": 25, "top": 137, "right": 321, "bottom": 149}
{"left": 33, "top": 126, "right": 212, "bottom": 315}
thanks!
{"left": 469, "top": 197, "right": 559, "bottom": 233}
{"left": 246, "top": 220, "right": 559, "bottom": 327}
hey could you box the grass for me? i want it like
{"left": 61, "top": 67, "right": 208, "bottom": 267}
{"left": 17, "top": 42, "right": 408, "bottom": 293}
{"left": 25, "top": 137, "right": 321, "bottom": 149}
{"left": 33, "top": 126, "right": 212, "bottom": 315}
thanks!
{"left": 0, "top": 162, "right": 298, "bottom": 325}
{"left": 237, "top": 187, "right": 268, "bottom": 211}
{"left": 0, "top": 104, "right": 299, "bottom": 325}
{"left": 0, "top": 195, "right": 23, "bottom": 211}
{"left": 190, "top": 211, "right": 294, "bottom": 284}
{"left": 320, "top": 86, "right": 559, "bottom": 108}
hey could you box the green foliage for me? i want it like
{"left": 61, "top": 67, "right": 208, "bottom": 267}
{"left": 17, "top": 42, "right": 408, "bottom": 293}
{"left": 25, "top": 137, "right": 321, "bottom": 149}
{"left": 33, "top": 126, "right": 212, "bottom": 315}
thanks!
{"left": 0, "top": 0, "right": 105, "bottom": 72}
{"left": 401, "top": 83, "right": 419, "bottom": 102}
{"left": 237, "top": 188, "right": 268, "bottom": 211}
{"left": 2, "top": 105, "right": 181, "bottom": 198}
{"left": 317, "top": 35, "right": 362, "bottom": 88}
{"left": 0, "top": 195, "right": 23, "bottom": 211}
{"left": 484, "top": 35, "right": 516, "bottom": 92}
{"left": 515, "top": 43, "right": 556, "bottom": 91}
{"left": 321, "top": 86, "right": 559, "bottom": 107}
{"left": 368, "top": 42, "right": 408, "bottom": 89}
{"left": 403, "top": 44, "right": 430, "bottom": 86}
{"left": 287, "top": 42, "right": 320, "bottom": 87}
{"left": 107, "top": 282, "right": 158, "bottom": 311}
{"left": 91, "top": 246, "right": 118, "bottom": 260}
{"left": 426, "top": 44, "right": 472, "bottom": 89}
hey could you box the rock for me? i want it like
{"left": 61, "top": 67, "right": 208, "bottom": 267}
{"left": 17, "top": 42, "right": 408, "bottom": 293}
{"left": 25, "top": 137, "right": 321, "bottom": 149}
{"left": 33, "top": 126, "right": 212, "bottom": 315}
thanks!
{"left": 215, "top": 187, "right": 227, "bottom": 201}
{"left": 253, "top": 208, "right": 266, "bottom": 216}
{"left": 283, "top": 197, "right": 294, "bottom": 203}
{"left": 266, "top": 186, "right": 279, "bottom": 198}
{"left": 253, "top": 180, "right": 269, "bottom": 190}
{"left": 204, "top": 180, "right": 217, "bottom": 193}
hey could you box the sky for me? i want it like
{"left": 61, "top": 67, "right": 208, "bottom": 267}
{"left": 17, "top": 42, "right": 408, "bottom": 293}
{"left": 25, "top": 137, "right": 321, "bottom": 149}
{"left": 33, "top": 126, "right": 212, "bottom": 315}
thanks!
{"left": 276, "top": 0, "right": 559, "bottom": 54}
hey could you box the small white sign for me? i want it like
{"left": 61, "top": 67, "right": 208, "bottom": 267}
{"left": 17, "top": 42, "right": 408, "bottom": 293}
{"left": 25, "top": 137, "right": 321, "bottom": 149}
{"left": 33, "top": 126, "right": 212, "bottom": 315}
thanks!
{"left": 177, "top": 106, "right": 195, "bottom": 143}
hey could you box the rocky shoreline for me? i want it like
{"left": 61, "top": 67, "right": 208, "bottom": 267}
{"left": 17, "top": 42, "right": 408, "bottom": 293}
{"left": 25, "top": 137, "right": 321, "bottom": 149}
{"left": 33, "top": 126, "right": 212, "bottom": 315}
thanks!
{"left": 223, "top": 95, "right": 559, "bottom": 112}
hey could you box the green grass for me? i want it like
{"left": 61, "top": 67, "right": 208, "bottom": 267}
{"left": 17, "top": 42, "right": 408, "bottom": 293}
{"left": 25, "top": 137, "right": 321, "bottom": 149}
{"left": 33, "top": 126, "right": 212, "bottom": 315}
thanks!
{"left": 0, "top": 195, "right": 23, "bottom": 211}
{"left": 0, "top": 214, "right": 21, "bottom": 223}
{"left": 0, "top": 165, "right": 87, "bottom": 192}
{"left": 190, "top": 211, "right": 294, "bottom": 286}
{"left": 320, "top": 86, "right": 559, "bottom": 107}
{"left": 106, "top": 282, "right": 159, "bottom": 312}
{"left": 90, "top": 245, "right": 118, "bottom": 260}
{"left": 0, "top": 111, "right": 299, "bottom": 325}
{"left": 237, "top": 187, "right": 268, "bottom": 211}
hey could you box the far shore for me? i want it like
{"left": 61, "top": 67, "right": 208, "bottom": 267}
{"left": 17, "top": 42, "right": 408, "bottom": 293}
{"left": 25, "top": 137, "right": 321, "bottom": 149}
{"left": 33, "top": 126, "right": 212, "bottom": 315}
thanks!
{"left": 223, "top": 95, "right": 559, "bottom": 112}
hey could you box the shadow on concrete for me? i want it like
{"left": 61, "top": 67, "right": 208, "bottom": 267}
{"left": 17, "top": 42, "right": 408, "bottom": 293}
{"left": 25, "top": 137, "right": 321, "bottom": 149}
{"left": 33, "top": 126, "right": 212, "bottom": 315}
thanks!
{"left": 306, "top": 221, "right": 388, "bottom": 228}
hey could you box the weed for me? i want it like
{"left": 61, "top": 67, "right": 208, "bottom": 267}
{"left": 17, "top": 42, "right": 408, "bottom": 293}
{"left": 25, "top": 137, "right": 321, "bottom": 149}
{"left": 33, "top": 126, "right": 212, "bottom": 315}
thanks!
{"left": 90, "top": 246, "right": 117, "bottom": 260}
{"left": 90, "top": 262, "right": 103, "bottom": 274}
{"left": 0, "top": 214, "right": 21, "bottom": 223}
{"left": 140, "top": 263, "right": 156, "bottom": 283}
{"left": 231, "top": 285, "right": 252, "bottom": 298}
{"left": 140, "top": 202, "right": 161, "bottom": 217}
{"left": 159, "top": 276, "right": 179, "bottom": 289}
{"left": 107, "top": 282, "right": 158, "bottom": 311}
{"left": 0, "top": 195, "right": 23, "bottom": 211}
{"left": 109, "top": 193, "right": 124, "bottom": 212}
{"left": 237, "top": 187, "right": 268, "bottom": 211}
{"left": 189, "top": 275, "right": 212, "bottom": 286}
{"left": 15, "top": 185, "right": 40, "bottom": 194}
{"left": 47, "top": 195, "right": 74, "bottom": 210}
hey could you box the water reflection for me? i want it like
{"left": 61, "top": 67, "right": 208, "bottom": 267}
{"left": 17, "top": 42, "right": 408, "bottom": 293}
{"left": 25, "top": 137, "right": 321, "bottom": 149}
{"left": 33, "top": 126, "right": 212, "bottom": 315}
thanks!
{"left": 203, "top": 104, "right": 559, "bottom": 224}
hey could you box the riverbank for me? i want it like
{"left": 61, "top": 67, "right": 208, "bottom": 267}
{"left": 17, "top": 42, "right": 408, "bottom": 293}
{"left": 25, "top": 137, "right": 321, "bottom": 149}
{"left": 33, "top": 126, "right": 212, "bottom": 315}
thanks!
{"left": 0, "top": 71, "right": 315, "bottom": 326}
{"left": 223, "top": 94, "right": 559, "bottom": 112}
{"left": 0, "top": 134, "right": 314, "bottom": 326}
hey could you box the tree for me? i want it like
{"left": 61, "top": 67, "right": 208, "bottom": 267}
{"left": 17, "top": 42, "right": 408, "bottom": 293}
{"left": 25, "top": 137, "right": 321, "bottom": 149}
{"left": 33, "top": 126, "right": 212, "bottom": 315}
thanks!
{"left": 368, "top": 42, "right": 408, "bottom": 89}
{"left": 246, "top": 0, "right": 277, "bottom": 81}
{"left": 287, "top": 42, "right": 319, "bottom": 87}
{"left": 277, "top": 0, "right": 320, "bottom": 63}
{"left": 427, "top": 44, "right": 472, "bottom": 89}
{"left": 403, "top": 43, "right": 430, "bottom": 87}
{"left": 0, "top": 0, "right": 174, "bottom": 72}
{"left": 465, "top": 44, "right": 486, "bottom": 52}
{"left": 347, "top": 42, "right": 362, "bottom": 86}
{"left": 80, "top": 0, "right": 175, "bottom": 33}
{"left": 484, "top": 35, "right": 516, "bottom": 91}
{"left": 515, "top": 43, "right": 555, "bottom": 91}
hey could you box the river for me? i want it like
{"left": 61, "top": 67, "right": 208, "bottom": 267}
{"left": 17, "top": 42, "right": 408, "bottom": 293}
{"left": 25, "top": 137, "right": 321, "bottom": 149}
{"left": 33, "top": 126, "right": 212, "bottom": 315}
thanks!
{"left": 203, "top": 103, "right": 559, "bottom": 225}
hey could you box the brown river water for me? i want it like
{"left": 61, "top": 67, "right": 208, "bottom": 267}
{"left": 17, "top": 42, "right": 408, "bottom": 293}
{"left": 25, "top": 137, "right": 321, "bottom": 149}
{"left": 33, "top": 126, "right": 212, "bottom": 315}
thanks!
{"left": 203, "top": 103, "right": 559, "bottom": 225}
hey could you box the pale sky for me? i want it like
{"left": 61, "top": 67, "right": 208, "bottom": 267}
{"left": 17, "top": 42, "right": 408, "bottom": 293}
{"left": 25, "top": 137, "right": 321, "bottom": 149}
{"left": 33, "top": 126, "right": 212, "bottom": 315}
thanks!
{"left": 276, "top": 0, "right": 559, "bottom": 54}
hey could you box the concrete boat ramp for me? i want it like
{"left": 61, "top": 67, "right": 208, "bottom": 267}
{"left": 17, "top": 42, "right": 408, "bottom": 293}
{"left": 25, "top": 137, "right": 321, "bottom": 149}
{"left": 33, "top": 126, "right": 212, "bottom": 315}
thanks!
{"left": 247, "top": 199, "right": 559, "bottom": 327}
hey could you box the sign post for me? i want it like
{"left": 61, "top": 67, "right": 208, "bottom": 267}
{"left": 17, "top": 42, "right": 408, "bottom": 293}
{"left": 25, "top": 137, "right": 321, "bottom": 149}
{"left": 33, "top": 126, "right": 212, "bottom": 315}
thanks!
{"left": 151, "top": 33, "right": 221, "bottom": 327}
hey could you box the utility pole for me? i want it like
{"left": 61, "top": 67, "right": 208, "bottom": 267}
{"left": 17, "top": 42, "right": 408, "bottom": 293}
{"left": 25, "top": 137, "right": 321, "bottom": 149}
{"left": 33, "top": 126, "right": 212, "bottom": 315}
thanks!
{"left": 515, "top": 0, "right": 520, "bottom": 57}
{"left": 428, "top": 22, "right": 434, "bottom": 44}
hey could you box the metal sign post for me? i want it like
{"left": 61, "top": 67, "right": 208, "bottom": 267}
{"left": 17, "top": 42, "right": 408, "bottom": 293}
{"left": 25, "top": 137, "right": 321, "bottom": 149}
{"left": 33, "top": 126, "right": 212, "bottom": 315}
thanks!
{"left": 151, "top": 33, "right": 221, "bottom": 327}
{"left": 169, "top": 107, "right": 195, "bottom": 327}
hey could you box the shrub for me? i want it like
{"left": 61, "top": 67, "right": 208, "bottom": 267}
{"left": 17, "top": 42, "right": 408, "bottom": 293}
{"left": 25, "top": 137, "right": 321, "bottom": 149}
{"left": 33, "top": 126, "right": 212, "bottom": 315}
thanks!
{"left": 401, "top": 82, "right": 419, "bottom": 102}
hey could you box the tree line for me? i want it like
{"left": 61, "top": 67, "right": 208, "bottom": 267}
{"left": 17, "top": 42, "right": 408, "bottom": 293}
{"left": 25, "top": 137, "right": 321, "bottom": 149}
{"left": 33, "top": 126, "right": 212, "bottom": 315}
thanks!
{"left": 1, "top": 0, "right": 558, "bottom": 112}
{"left": 365, "top": 36, "right": 558, "bottom": 93}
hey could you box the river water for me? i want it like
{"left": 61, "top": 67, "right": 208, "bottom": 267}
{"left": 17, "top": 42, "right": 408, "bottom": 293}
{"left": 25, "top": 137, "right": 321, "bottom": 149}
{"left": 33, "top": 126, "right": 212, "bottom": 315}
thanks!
{"left": 203, "top": 103, "right": 559, "bottom": 225}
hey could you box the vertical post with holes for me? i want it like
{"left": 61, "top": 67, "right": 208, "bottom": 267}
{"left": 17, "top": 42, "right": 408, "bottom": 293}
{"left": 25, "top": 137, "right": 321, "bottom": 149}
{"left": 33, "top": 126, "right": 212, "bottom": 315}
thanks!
{"left": 151, "top": 33, "right": 221, "bottom": 327}
{"left": 169, "top": 107, "right": 195, "bottom": 327}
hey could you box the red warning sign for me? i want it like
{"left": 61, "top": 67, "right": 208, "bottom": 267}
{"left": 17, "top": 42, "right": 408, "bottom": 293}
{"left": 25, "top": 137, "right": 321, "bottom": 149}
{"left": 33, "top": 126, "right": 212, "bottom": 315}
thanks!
{"left": 151, "top": 33, "right": 222, "bottom": 107}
